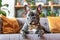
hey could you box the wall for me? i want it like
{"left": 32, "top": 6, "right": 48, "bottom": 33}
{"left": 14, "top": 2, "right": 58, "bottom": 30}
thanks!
{"left": 2, "top": 0, "right": 15, "bottom": 18}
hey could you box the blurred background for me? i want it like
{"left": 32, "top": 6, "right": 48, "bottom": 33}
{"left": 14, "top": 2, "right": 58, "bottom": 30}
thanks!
{"left": 2, "top": 0, "right": 60, "bottom": 18}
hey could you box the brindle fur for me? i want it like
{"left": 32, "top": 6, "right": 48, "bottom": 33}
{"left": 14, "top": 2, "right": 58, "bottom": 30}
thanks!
{"left": 21, "top": 5, "right": 48, "bottom": 38}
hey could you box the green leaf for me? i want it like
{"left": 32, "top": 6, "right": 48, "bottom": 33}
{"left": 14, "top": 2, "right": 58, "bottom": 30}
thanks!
{"left": 0, "top": 0, "right": 2, "bottom": 7}
{"left": 40, "top": 12, "right": 45, "bottom": 17}
{"left": 0, "top": 0, "right": 9, "bottom": 16}
{"left": 0, "top": 0, "right": 2, "bottom": 2}
{"left": 2, "top": 8, "right": 10, "bottom": 14}
{"left": 2, "top": 4, "right": 9, "bottom": 7}
{"left": 0, "top": 2, "right": 2, "bottom": 7}
{"left": 26, "top": 0, "right": 35, "bottom": 5}
{"left": 48, "top": 0, "right": 51, "bottom": 1}
{"left": 0, "top": 10, "right": 6, "bottom": 16}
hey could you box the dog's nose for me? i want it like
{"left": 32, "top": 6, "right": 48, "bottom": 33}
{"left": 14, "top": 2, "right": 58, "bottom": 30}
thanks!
{"left": 30, "top": 23, "right": 31, "bottom": 24}
{"left": 32, "top": 17, "right": 35, "bottom": 19}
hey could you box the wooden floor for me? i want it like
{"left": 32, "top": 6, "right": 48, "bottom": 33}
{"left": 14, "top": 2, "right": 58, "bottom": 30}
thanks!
{"left": 0, "top": 34, "right": 60, "bottom": 40}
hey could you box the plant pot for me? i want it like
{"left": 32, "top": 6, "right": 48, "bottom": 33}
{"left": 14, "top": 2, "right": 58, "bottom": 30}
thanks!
{"left": 49, "top": 1, "right": 53, "bottom": 5}
{"left": 16, "top": 2, "right": 20, "bottom": 6}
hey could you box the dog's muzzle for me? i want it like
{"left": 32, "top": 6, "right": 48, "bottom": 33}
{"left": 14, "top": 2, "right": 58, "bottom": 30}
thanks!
{"left": 30, "top": 16, "right": 38, "bottom": 25}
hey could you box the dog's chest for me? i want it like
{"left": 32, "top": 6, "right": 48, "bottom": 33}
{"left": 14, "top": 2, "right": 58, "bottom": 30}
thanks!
{"left": 28, "top": 25, "right": 38, "bottom": 30}
{"left": 28, "top": 24, "right": 39, "bottom": 33}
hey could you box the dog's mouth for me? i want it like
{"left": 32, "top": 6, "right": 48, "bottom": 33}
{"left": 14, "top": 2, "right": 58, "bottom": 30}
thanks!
{"left": 29, "top": 16, "right": 38, "bottom": 25}
{"left": 30, "top": 20, "right": 38, "bottom": 25}
{"left": 30, "top": 21, "right": 34, "bottom": 25}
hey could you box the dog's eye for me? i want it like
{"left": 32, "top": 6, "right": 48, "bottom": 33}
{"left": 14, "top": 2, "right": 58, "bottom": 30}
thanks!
{"left": 27, "top": 18, "right": 29, "bottom": 19}
{"left": 32, "top": 14, "right": 34, "bottom": 16}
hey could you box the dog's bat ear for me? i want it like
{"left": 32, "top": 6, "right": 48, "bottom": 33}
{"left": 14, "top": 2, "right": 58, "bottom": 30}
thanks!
{"left": 36, "top": 4, "right": 42, "bottom": 15}
{"left": 23, "top": 1, "right": 30, "bottom": 14}
{"left": 24, "top": 5, "right": 30, "bottom": 13}
{"left": 24, "top": 5, "right": 30, "bottom": 11}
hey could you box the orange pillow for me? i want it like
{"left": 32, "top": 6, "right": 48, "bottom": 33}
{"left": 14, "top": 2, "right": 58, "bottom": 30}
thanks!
{"left": 0, "top": 15, "right": 20, "bottom": 34}
{"left": 48, "top": 17, "right": 60, "bottom": 33}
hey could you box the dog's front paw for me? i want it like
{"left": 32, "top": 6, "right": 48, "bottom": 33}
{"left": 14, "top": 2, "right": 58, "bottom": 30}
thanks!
{"left": 22, "top": 33, "right": 27, "bottom": 39}
{"left": 38, "top": 30, "right": 44, "bottom": 37}
{"left": 21, "top": 30, "right": 28, "bottom": 39}
{"left": 38, "top": 33, "right": 44, "bottom": 37}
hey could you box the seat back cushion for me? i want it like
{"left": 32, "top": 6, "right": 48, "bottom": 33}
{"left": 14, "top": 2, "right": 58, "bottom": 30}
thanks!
{"left": 48, "top": 17, "right": 60, "bottom": 33}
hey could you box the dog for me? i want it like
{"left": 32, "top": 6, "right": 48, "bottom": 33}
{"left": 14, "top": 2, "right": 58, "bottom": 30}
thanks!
{"left": 21, "top": 5, "right": 48, "bottom": 38}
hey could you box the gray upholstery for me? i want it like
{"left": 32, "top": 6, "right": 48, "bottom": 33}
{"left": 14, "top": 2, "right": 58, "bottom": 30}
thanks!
{"left": 17, "top": 18, "right": 50, "bottom": 32}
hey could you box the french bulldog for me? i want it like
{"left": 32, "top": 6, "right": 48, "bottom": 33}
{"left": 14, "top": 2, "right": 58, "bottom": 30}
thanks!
{"left": 21, "top": 5, "right": 48, "bottom": 38}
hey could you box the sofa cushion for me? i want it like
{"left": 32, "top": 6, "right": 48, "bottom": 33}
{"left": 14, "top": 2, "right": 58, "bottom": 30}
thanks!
{"left": 0, "top": 15, "right": 20, "bottom": 34}
{"left": 48, "top": 17, "right": 60, "bottom": 33}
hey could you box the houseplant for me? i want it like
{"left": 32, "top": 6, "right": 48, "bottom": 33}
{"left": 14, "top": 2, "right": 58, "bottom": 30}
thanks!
{"left": 0, "top": 0, "right": 10, "bottom": 16}
{"left": 40, "top": 13, "right": 45, "bottom": 17}
{"left": 26, "top": 0, "right": 35, "bottom": 5}
{"left": 47, "top": 6, "right": 56, "bottom": 16}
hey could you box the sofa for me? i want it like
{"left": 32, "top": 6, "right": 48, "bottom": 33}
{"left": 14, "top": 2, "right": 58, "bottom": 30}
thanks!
{"left": 0, "top": 18, "right": 60, "bottom": 40}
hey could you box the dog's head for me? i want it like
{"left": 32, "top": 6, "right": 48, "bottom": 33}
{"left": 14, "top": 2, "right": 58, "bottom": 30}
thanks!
{"left": 24, "top": 5, "right": 42, "bottom": 25}
{"left": 28, "top": 11, "right": 38, "bottom": 25}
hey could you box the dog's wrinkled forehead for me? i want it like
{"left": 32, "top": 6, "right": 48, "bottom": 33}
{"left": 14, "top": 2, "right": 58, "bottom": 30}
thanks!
{"left": 28, "top": 10, "right": 37, "bottom": 16}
